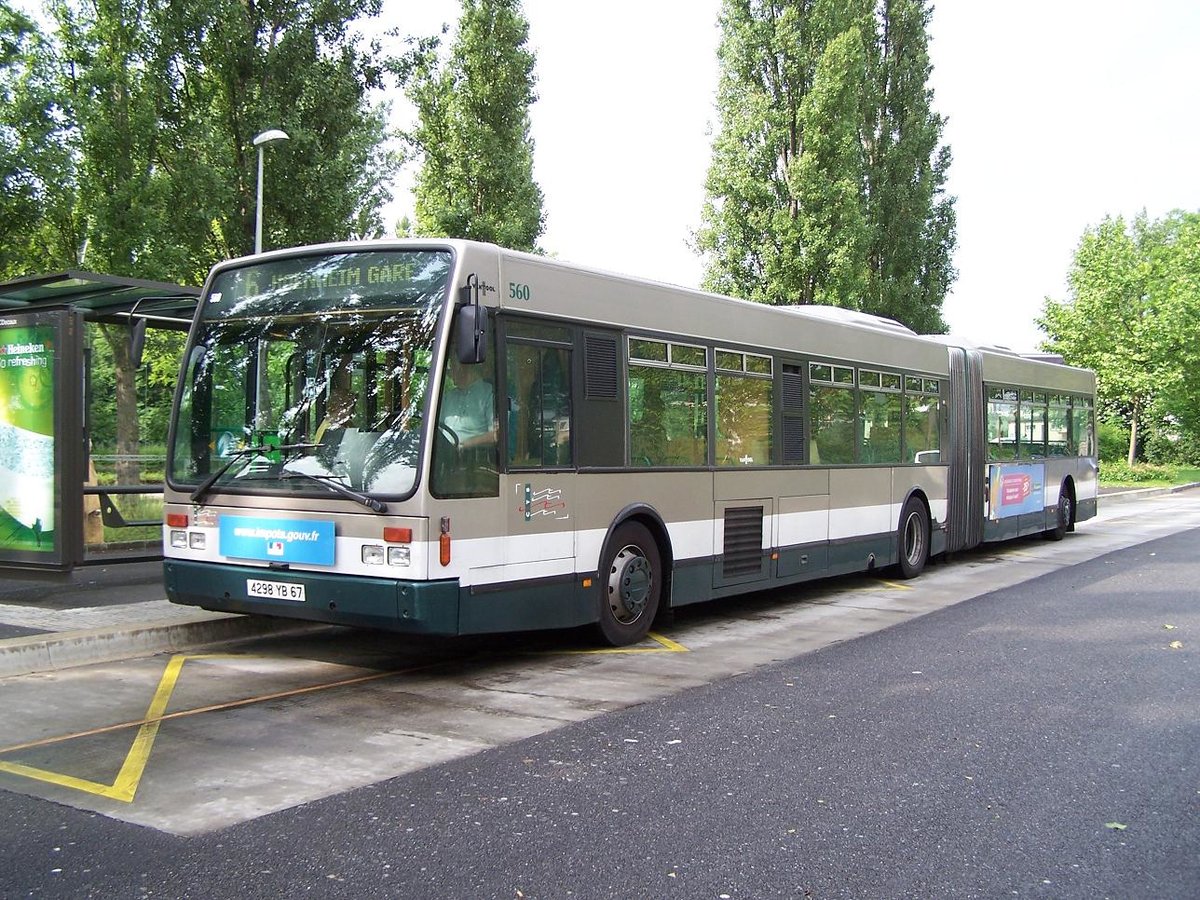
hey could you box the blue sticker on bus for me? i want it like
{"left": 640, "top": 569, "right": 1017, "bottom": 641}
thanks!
{"left": 988, "top": 463, "right": 1045, "bottom": 520}
{"left": 219, "top": 516, "right": 336, "bottom": 565}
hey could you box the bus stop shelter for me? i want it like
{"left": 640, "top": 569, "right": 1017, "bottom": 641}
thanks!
{"left": 0, "top": 271, "right": 198, "bottom": 574}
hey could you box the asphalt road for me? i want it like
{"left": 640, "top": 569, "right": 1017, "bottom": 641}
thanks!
{"left": 4, "top": 528, "right": 1197, "bottom": 899}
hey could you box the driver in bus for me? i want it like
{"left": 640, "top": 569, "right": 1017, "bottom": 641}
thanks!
{"left": 440, "top": 357, "right": 497, "bottom": 450}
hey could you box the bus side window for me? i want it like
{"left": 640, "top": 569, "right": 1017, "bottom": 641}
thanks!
{"left": 432, "top": 312, "right": 499, "bottom": 498}
{"left": 507, "top": 342, "right": 572, "bottom": 468}
{"left": 987, "top": 387, "right": 1018, "bottom": 460}
{"left": 810, "top": 383, "right": 856, "bottom": 465}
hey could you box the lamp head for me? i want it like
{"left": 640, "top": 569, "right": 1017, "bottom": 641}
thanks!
{"left": 253, "top": 129, "right": 290, "bottom": 147}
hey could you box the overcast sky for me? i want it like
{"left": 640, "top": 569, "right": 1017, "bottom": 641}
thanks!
{"left": 381, "top": 0, "right": 1200, "bottom": 351}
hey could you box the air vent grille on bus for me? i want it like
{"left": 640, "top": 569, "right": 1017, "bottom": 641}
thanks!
{"left": 781, "top": 367, "right": 804, "bottom": 408}
{"left": 782, "top": 415, "right": 806, "bottom": 463}
{"left": 781, "top": 366, "right": 805, "bottom": 463}
{"left": 585, "top": 334, "right": 619, "bottom": 399}
{"left": 723, "top": 506, "right": 764, "bottom": 578}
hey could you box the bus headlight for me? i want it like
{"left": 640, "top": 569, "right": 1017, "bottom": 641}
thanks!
{"left": 388, "top": 546, "right": 410, "bottom": 567}
{"left": 188, "top": 532, "right": 206, "bottom": 550}
{"left": 170, "top": 530, "right": 188, "bottom": 549}
{"left": 362, "top": 544, "right": 385, "bottom": 565}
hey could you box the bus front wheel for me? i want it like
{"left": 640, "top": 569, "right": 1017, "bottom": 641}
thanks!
{"left": 596, "top": 521, "right": 662, "bottom": 646}
{"left": 897, "top": 497, "right": 930, "bottom": 579}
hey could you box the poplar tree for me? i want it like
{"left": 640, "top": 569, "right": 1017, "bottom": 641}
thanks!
{"left": 863, "top": 0, "right": 955, "bottom": 333}
{"left": 698, "top": 0, "right": 955, "bottom": 332}
{"left": 406, "top": 0, "right": 544, "bottom": 252}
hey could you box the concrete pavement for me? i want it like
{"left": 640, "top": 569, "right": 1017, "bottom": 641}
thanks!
{"left": 0, "top": 560, "right": 310, "bottom": 677}
{"left": 0, "top": 484, "right": 1194, "bottom": 679}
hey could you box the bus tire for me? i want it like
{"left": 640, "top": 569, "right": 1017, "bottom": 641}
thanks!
{"left": 1045, "top": 485, "right": 1072, "bottom": 541}
{"left": 596, "top": 521, "right": 662, "bottom": 646}
{"left": 897, "top": 497, "right": 929, "bottom": 579}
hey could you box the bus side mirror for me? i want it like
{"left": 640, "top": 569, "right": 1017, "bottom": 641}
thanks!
{"left": 456, "top": 277, "right": 487, "bottom": 364}
{"left": 130, "top": 318, "right": 148, "bottom": 369}
{"left": 456, "top": 303, "right": 487, "bottom": 364}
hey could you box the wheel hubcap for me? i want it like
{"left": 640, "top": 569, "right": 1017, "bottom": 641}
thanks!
{"left": 904, "top": 513, "right": 924, "bottom": 565}
{"left": 609, "top": 545, "right": 651, "bottom": 624}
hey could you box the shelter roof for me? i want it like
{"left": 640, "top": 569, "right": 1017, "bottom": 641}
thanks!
{"left": 0, "top": 270, "right": 199, "bottom": 324}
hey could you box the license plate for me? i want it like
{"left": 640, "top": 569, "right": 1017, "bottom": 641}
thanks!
{"left": 246, "top": 578, "right": 306, "bottom": 602}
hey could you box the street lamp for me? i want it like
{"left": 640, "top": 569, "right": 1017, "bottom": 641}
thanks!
{"left": 251, "top": 129, "right": 288, "bottom": 429}
{"left": 253, "top": 129, "right": 289, "bottom": 254}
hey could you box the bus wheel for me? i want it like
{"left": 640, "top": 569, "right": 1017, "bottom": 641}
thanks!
{"left": 1045, "top": 488, "right": 1072, "bottom": 541}
{"left": 596, "top": 522, "right": 662, "bottom": 646}
{"left": 897, "top": 497, "right": 929, "bottom": 579}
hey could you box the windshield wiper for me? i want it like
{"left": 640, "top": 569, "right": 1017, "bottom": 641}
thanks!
{"left": 190, "top": 442, "right": 322, "bottom": 504}
{"left": 279, "top": 470, "right": 388, "bottom": 513}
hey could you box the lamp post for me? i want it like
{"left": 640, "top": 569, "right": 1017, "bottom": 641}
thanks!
{"left": 253, "top": 129, "right": 289, "bottom": 254}
{"left": 251, "top": 129, "right": 288, "bottom": 430}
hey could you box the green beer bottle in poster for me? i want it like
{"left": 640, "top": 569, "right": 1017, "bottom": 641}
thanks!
{"left": 0, "top": 323, "right": 55, "bottom": 551}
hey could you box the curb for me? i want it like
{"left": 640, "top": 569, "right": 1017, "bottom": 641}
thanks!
{"left": 1100, "top": 482, "right": 1200, "bottom": 507}
{"left": 0, "top": 613, "right": 321, "bottom": 679}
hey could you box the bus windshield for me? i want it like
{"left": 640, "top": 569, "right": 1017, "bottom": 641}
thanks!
{"left": 169, "top": 249, "right": 453, "bottom": 499}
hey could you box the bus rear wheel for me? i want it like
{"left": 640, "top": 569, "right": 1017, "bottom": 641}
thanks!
{"left": 596, "top": 521, "right": 662, "bottom": 646}
{"left": 897, "top": 497, "right": 929, "bottom": 579}
{"left": 1045, "top": 487, "right": 1072, "bottom": 541}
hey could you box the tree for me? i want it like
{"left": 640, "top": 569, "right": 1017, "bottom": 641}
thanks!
{"left": 862, "top": 0, "right": 955, "bottom": 334}
{"left": 49, "top": 0, "right": 398, "bottom": 283}
{"left": 406, "top": 0, "right": 544, "bottom": 251}
{"left": 697, "top": 0, "right": 955, "bottom": 331}
{"left": 1, "top": 0, "right": 403, "bottom": 484}
{"left": 1039, "top": 212, "right": 1200, "bottom": 465}
{"left": 0, "top": 2, "right": 79, "bottom": 276}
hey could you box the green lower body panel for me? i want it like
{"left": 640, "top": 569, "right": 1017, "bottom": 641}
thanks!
{"left": 1077, "top": 497, "right": 1097, "bottom": 523}
{"left": 163, "top": 560, "right": 460, "bottom": 634}
{"left": 459, "top": 576, "right": 597, "bottom": 634}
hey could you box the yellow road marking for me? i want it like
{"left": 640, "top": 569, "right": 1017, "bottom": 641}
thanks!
{"left": 0, "top": 653, "right": 186, "bottom": 803}
{"left": 848, "top": 579, "right": 914, "bottom": 593}
{"left": 554, "top": 631, "right": 689, "bottom": 654}
{"left": 0, "top": 653, "right": 434, "bottom": 803}
{"left": 0, "top": 634, "right": 689, "bottom": 802}
{"left": 0, "top": 656, "right": 429, "bottom": 758}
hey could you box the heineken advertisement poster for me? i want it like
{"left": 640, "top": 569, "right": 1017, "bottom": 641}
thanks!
{"left": 0, "top": 319, "right": 57, "bottom": 554}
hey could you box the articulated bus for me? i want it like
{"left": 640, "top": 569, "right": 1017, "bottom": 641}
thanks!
{"left": 162, "top": 240, "right": 1097, "bottom": 646}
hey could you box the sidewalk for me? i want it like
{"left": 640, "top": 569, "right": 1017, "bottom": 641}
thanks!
{"left": 0, "top": 560, "right": 310, "bottom": 677}
{"left": 1, "top": 483, "right": 1197, "bottom": 679}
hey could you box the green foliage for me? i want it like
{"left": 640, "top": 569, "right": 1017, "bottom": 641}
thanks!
{"left": 3, "top": 0, "right": 400, "bottom": 284}
{"left": 3, "top": 0, "right": 405, "bottom": 485}
{"left": 1143, "top": 427, "right": 1200, "bottom": 467}
{"left": 49, "top": 0, "right": 399, "bottom": 282}
{"left": 406, "top": 0, "right": 544, "bottom": 251}
{"left": 1040, "top": 211, "right": 1200, "bottom": 465}
{"left": 0, "top": 2, "right": 80, "bottom": 276}
{"left": 1096, "top": 419, "right": 1129, "bottom": 463}
{"left": 697, "top": 0, "right": 954, "bottom": 331}
{"left": 1099, "top": 460, "right": 1176, "bottom": 485}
